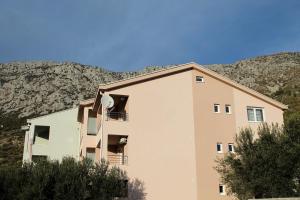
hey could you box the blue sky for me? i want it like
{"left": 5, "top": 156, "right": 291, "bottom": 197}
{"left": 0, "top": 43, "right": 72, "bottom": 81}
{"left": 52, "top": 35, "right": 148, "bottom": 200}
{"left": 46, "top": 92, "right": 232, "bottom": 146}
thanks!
{"left": 0, "top": 0, "right": 299, "bottom": 71}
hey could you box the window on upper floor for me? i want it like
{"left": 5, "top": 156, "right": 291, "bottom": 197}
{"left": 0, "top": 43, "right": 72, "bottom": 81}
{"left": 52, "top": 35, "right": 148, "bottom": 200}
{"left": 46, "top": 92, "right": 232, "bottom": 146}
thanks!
{"left": 225, "top": 105, "right": 231, "bottom": 114}
{"left": 196, "top": 76, "right": 204, "bottom": 83}
{"left": 107, "top": 95, "right": 129, "bottom": 121}
{"left": 228, "top": 143, "right": 234, "bottom": 153}
{"left": 247, "top": 107, "right": 264, "bottom": 122}
{"left": 87, "top": 109, "right": 97, "bottom": 135}
{"left": 219, "top": 184, "right": 226, "bottom": 195}
{"left": 214, "top": 104, "right": 220, "bottom": 113}
{"left": 33, "top": 126, "right": 50, "bottom": 144}
{"left": 217, "top": 143, "right": 223, "bottom": 153}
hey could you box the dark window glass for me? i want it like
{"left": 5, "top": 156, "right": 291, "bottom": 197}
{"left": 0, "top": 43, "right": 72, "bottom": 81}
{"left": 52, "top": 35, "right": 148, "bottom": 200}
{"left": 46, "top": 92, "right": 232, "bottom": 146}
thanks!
{"left": 34, "top": 126, "right": 50, "bottom": 144}
{"left": 214, "top": 104, "right": 220, "bottom": 113}
{"left": 228, "top": 144, "right": 234, "bottom": 152}
{"left": 217, "top": 143, "right": 222, "bottom": 152}
{"left": 196, "top": 76, "right": 204, "bottom": 82}
{"left": 219, "top": 185, "right": 224, "bottom": 193}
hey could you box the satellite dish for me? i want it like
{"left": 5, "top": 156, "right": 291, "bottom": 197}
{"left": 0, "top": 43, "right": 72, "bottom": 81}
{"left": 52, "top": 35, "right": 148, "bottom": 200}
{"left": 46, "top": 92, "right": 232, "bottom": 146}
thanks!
{"left": 101, "top": 95, "right": 114, "bottom": 109}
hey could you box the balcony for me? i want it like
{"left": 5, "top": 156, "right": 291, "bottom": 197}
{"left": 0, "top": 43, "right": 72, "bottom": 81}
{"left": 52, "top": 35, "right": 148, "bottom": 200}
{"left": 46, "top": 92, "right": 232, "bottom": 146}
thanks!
{"left": 107, "top": 154, "right": 128, "bottom": 165}
{"left": 107, "top": 135, "right": 128, "bottom": 165}
{"left": 107, "top": 111, "right": 128, "bottom": 121}
{"left": 106, "top": 95, "right": 129, "bottom": 122}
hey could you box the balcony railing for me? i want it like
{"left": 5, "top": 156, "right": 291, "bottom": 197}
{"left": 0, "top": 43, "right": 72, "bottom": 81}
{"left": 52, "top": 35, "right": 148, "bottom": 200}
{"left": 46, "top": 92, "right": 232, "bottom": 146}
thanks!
{"left": 107, "top": 154, "right": 128, "bottom": 165}
{"left": 107, "top": 112, "right": 128, "bottom": 121}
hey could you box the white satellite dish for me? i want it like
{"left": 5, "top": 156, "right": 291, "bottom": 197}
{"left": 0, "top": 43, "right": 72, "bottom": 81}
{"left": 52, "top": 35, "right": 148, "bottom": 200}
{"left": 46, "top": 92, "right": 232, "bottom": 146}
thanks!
{"left": 101, "top": 95, "right": 114, "bottom": 109}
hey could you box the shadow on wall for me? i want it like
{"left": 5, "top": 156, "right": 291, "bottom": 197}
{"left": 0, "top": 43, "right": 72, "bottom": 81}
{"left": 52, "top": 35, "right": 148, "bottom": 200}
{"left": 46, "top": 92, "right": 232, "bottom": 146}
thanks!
{"left": 127, "top": 178, "right": 147, "bottom": 200}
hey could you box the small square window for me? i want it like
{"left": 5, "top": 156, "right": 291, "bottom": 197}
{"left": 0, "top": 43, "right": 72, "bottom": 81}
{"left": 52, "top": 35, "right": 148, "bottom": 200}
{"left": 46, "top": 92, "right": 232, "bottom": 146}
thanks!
{"left": 214, "top": 104, "right": 220, "bottom": 113}
{"left": 228, "top": 143, "right": 234, "bottom": 153}
{"left": 196, "top": 76, "right": 204, "bottom": 83}
{"left": 225, "top": 105, "right": 231, "bottom": 114}
{"left": 219, "top": 184, "right": 226, "bottom": 195}
{"left": 217, "top": 143, "right": 223, "bottom": 153}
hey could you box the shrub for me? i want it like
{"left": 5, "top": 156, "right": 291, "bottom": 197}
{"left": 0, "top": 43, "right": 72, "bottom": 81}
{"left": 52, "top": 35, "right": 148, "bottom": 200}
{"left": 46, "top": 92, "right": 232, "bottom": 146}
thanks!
{"left": 216, "top": 123, "right": 300, "bottom": 200}
{"left": 0, "top": 157, "right": 127, "bottom": 200}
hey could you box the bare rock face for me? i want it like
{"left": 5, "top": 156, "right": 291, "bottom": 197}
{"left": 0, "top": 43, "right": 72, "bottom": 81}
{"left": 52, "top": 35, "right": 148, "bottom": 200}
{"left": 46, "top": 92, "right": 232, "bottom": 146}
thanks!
{"left": 0, "top": 52, "right": 299, "bottom": 119}
{"left": 207, "top": 52, "right": 300, "bottom": 96}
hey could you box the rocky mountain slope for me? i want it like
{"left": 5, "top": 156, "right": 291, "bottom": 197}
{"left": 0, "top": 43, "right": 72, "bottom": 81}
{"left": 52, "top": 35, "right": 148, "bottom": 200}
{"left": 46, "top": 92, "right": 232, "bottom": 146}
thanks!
{"left": 0, "top": 52, "right": 299, "bottom": 166}
{"left": 0, "top": 61, "right": 162, "bottom": 118}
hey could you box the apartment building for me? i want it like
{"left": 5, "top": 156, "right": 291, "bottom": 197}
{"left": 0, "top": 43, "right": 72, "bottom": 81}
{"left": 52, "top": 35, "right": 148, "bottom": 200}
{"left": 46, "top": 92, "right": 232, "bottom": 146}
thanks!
{"left": 23, "top": 62, "right": 287, "bottom": 200}
{"left": 77, "top": 62, "right": 287, "bottom": 200}
{"left": 22, "top": 107, "right": 80, "bottom": 162}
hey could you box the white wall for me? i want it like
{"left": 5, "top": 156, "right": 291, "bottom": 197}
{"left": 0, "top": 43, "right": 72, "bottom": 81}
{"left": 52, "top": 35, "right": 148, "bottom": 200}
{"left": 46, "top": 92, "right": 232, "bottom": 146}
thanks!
{"left": 23, "top": 107, "right": 80, "bottom": 162}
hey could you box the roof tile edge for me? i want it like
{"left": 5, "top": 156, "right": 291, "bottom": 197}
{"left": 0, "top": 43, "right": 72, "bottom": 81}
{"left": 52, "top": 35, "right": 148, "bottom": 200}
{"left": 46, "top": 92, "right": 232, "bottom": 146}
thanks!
{"left": 96, "top": 62, "right": 287, "bottom": 110}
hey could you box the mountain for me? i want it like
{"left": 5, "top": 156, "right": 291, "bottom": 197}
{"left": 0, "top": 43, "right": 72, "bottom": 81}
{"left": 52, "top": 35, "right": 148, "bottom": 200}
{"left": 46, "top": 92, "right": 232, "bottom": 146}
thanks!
{"left": 0, "top": 52, "right": 299, "bottom": 166}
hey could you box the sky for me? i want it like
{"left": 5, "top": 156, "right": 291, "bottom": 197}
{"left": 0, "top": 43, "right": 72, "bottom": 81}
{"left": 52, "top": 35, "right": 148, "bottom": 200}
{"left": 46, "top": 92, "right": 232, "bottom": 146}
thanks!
{"left": 0, "top": 0, "right": 299, "bottom": 71}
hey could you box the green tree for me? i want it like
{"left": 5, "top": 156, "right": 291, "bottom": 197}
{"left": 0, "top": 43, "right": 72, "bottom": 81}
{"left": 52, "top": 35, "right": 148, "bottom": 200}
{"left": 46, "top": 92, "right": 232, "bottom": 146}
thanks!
{"left": 0, "top": 157, "right": 127, "bottom": 200}
{"left": 216, "top": 122, "right": 300, "bottom": 200}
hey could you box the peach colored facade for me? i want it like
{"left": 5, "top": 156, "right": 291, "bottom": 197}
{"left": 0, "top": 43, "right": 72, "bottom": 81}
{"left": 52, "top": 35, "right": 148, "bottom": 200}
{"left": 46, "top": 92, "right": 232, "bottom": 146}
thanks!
{"left": 77, "top": 63, "right": 286, "bottom": 200}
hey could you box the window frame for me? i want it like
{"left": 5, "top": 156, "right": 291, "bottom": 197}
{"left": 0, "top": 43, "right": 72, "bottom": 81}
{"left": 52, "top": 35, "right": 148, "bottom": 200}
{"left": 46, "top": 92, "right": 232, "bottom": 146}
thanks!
{"left": 247, "top": 107, "right": 265, "bottom": 122}
{"left": 225, "top": 104, "right": 231, "bottom": 114}
{"left": 228, "top": 143, "right": 234, "bottom": 153}
{"left": 214, "top": 104, "right": 220, "bottom": 113}
{"left": 219, "top": 184, "right": 226, "bottom": 195}
{"left": 196, "top": 76, "right": 204, "bottom": 83}
{"left": 33, "top": 125, "right": 50, "bottom": 144}
{"left": 217, "top": 143, "right": 223, "bottom": 153}
{"left": 87, "top": 109, "right": 97, "bottom": 135}
{"left": 86, "top": 148, "right": 96, "bottom": 162}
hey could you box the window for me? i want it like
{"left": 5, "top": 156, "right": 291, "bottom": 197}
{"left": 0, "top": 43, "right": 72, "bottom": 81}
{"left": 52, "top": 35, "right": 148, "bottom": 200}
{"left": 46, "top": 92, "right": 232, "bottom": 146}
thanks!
{"left": 225, "top": 105, "right": 231, "bottom": 114}
{"left": 86, "top": 148, "right": 96, "bottom": 162}
{"left": 217, "top": 143, "right": 223, "bottom": 153}
{"left": 247, "top": 107, "right": 264, "bottom": 122}
{"left": 87, "top": 109, "right": 97, "bottom": 135}
{"left": 228, "top": 143, "right": 234, "bottom": 153}
{"left": 219, "top": 184, "right": 226, "bottom": 195}
{"left": 214, "top": 104, "right": 220, "bottom": 113}
{"left": 196, "top": 76, "right": 204, "bottom": 83}
{"left": 32, "top": 155, "right": 47, "bottom": 162}
{"left": 33, "top": 126, "right": 50, "bottom": 144}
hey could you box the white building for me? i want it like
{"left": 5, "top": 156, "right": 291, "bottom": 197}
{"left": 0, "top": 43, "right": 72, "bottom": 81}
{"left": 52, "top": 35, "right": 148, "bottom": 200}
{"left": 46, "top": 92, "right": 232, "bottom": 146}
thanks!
{"left": 23, "top": 107, "right": 80, "bottom": 162}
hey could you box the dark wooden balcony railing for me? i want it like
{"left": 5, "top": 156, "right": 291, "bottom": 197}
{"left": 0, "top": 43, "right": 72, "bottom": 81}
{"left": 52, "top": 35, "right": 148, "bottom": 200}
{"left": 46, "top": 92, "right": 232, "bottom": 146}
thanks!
{"left": 107, "top": 154, "right": 128, "bottom": 165}
{"left": 106, "top": 112, "right": 128, "bottom": 121}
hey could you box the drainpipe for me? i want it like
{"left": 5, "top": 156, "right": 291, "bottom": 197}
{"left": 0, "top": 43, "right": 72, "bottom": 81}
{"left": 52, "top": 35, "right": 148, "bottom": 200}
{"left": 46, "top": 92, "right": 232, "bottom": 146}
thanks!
{"left": 100, "top": 91, "right": 105, "bottom": 161}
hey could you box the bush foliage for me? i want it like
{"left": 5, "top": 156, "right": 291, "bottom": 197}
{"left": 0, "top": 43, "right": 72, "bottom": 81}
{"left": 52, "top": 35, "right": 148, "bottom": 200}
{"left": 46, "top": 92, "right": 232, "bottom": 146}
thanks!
{"left": 216, "top": 112, "right": 300, "bottom": 200}
{"left": 0, "top": 157, "right": 127, "bottom": 200}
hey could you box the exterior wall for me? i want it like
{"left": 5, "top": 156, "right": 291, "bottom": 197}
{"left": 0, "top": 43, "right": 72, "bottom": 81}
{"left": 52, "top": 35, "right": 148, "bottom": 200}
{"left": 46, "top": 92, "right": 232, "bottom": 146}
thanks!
{"left": 233, "top": 88, "right": 284, "bottom": 132}
{"left": 192, "top": 69, "right": 236, "bottom": 200}
{"left": 79, "top": 105, "right": 99, "bottom": 160}
{"left": 101, "top": 70, "right": 198, "bottom": 200}
{"left": 23, "top": 108, "right": 80, "bottom": 162}
{"left": 191, "top": 69, "right": 284, "bottom": 200}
